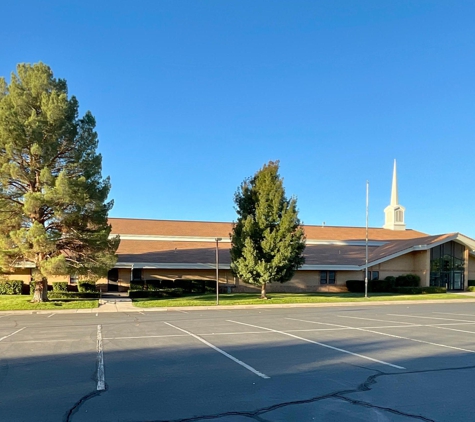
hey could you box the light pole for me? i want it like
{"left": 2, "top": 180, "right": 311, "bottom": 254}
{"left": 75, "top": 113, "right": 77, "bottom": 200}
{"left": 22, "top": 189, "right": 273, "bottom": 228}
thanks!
{"left": 215, "top": 237, "right": 222, "bottom": 305}
{"left": 365, "top": 180, "right": 369, "bottom": 299}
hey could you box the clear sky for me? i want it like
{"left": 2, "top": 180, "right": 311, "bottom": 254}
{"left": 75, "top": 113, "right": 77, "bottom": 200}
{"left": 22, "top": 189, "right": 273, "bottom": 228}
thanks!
{"left": 1, "top": 1, "right": 474, "bottom": 238}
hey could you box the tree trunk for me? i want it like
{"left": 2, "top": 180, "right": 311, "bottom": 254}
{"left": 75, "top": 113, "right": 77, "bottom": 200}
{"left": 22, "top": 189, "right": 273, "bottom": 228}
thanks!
{"left": 32, "top": 278, "right": 49, "bottom": 302}
{"left": 260, "top": 283, "right": 268, "bottom": 299}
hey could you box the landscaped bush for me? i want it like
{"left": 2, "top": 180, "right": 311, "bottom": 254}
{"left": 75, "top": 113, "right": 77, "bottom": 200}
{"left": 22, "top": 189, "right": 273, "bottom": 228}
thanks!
{"left": 145, "top": 279, "right": 163, "bottom": 291}
{"left": 393, "top": 286, "right": 446, "bottom": 294}
{"left": 467, "top": 286, "right": 475, "bottom": 292}
{"left": 346, "top": 279, "right": 393, "bottom": 293}
{"left": 130, "top": 280, "right": 144, "bottom": 291}
{"left": 0, "top": 280, "right": 23, "bottom": 295}
{"left": 52, "top": 282, "right": 68, "bottom": 292}
{"left": 48, "top": 292, "right": 99, "bottom": 299}
{"left": 395, "top": 274, "right": 420, "bottom": 288}
{"left": 129, "top": 288, "right": 184, "bottom": 298}
{"left": 78, "top": 281, "right": 96, "bottom": 292}
{"left": 346, "top": 280, "right": 365, "bottom": 293}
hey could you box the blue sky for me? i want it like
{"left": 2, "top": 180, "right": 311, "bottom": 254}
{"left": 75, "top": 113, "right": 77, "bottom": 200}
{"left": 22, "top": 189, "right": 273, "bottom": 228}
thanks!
{"left": 1, "top": 1, "right": 474, "bottom": 238}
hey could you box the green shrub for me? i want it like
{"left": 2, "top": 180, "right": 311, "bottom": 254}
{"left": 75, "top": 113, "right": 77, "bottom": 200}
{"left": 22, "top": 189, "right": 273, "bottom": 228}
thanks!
{"left": 393, "top": 286, "right": 446, "bottom": 294}
{"left": 395, "top": 274, "right": 420, "bottom": 288}
{"left": 468, "top": 280, "right": 475, "bottom": 287}
{"left": 0, "top": 280, "right": 23, "bottom": 295}
{"left": 78, "top": 281, "right": 96, "bottom": 292}
{"left": 145, "top": 279, "right": 162, "bottom": 291}
{"left": 52, "top": 282, "right": 68, "bottom": 292}
{"left": 346, "top": 279, "right": 393, "bottom": 293}
{"left": 129, "top": 288, "right": 184, "bottom": 298}
{"left": 130, "top": 281, "right": 144, "bottom": 291}
{"left": 467, "top": 286, "right": 475, "bottom": 292}
{"left": 48, "top": 292, "right": 100, "bottom": 299}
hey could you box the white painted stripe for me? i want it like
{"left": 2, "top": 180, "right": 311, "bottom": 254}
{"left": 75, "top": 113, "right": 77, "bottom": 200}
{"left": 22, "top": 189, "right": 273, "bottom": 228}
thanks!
{"left": 229, "top": 320, "right": 405, "bottom": 370}
{"left": 97, "top": 325, "right": 106, "bottom": 391}
{"left": 337, "top": 315, "right": 416, "bottom": 325}
{"left": 0, "top": 327, "right": 26, "bottom": 342}
{"left": 387, "top": 314, "right": 475, "bottom": 323}
{"left": 433, "top": 312, "right": 475, "bottom": 318}
{"left": 7, "top": 339, "right": 86, "bottom": 343}
{"left": 431, "top": 326, "right": 475, "bottom": 335}
{"left": 104, "top": 334, "right": 188, "bottom": 340}
{"left": 47, "top": 313, "right": 56, "bottom": 318}
{"left": 164, "top": 322, "right": 270, "bottom": 379}
{"left": 288, "top": 317, "right": 475, "bottom": 355}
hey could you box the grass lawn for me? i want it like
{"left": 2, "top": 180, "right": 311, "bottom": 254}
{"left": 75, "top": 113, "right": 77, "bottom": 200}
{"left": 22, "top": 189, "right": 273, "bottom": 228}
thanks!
{"left": 132, "top": 292, "right": 471, "bottom": 308}
{"left": 0, "top": 295, "right": 98, "bottom": 311}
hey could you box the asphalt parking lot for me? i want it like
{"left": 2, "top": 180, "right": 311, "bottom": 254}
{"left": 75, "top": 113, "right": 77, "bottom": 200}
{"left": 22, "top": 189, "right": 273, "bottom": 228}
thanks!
{"left": 2, "top": 302, "right": 475, "bottom": 421}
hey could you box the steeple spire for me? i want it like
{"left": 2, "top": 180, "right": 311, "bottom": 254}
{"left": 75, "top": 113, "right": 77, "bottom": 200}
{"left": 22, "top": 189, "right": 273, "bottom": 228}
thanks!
{"left": 390, "top": 159, "right": 398, "bottom": 206}
{"left": 383, "top": 159, "right": 406, "bottom": 231}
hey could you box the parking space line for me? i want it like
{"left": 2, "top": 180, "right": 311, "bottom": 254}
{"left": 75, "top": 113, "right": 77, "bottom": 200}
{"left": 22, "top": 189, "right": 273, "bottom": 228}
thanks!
{"left": 288, "top": 317, "right": 475, "bottom": 356}
{"left": 387, "top": 314, "right": 475, "bottom": 323}
{"left": 431, "top": 326, "right": 475, "bottom": 335}
{"left": 97, "top": 325, "right": 106, "bottom": 391}
{"left": 47, "top": 313, "right": 56, "bottom": 318}
{"left": 229, "top": 320, "right": 405, "bottom": 370}
{"left": 433, "top": 312, "right": 475, "bottom": 318}
{"left": 338, "top": 315, "right": 416, "bottom": 325}
{"left": 0, "top": 327, "right": 26, "bottom": 342}
{"left": 164, "top": 322, "right": 270, "bottom": 379}
{"left": 104, "top": 334, "right": 188, "bottom": 340}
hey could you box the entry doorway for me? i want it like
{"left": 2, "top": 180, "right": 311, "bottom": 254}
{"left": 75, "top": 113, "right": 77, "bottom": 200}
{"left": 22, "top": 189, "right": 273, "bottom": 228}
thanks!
{"left": 107, "top": 269, "right": 119, "bottom": 292}
{"left": 442, "top": 271, "right": 464, "bottom": 291}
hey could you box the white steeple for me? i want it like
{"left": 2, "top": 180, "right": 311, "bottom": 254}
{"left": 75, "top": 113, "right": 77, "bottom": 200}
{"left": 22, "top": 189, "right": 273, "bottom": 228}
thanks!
{"left": 383, "top": 159, "right": 406, "bottom": 230}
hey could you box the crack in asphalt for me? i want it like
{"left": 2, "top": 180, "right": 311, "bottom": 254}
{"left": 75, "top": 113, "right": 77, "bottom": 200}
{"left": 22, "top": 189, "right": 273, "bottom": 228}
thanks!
{"left": 63, "top": 389, "right": 104, "bottom": 422}
{"left": 133, "top": 364, "right": 475, "bottom": 422}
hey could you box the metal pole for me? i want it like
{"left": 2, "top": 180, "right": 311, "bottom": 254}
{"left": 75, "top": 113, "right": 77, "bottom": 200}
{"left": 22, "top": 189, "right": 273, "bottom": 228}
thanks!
{"left": 365, "top": 180, "right": 369, "bottom": 299}
{"left": 216, "top": 238, "right": 220, "bottom": 305}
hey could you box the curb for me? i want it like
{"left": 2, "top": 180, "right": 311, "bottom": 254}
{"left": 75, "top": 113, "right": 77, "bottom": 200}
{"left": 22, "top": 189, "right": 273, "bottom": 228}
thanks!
{"left": 3, "top": 297, "right": 475, "bottom": 315}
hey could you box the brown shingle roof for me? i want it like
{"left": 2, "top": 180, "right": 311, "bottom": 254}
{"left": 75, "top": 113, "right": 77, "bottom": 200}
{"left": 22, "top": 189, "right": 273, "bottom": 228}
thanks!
{"left": 110, "top": 218, "right": 434, "bottom": 268}
{"left": 109, "top": 218, "right": 427, "bottom": 241}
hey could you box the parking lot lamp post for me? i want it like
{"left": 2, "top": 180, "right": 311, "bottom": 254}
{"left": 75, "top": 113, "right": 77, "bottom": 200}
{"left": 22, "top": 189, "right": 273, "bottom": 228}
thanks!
{"left": 216, "top": 238, "right": 222, "bottom": 305}
{"left": 365, "top": 181, "right": 369, "bottom": 299}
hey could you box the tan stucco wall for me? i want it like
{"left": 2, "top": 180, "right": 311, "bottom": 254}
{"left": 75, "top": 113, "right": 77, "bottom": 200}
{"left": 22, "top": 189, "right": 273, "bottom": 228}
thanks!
{"left": 373, "top": 251, "right": 428, "bottom": 284}
{"left": 469, "top": 255, "right": 475, "bottom": 282}
{"left": 2, "top": 268, "right": 31, "bottom": 284}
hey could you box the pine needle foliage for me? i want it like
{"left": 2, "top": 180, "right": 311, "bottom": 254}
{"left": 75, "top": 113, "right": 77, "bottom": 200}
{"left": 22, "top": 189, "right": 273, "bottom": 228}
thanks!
{"left": 0, "top": 63, "right": 119, "bottom": 301}
{"left": 230, "top": 161, "right": 306, "bottom": 298}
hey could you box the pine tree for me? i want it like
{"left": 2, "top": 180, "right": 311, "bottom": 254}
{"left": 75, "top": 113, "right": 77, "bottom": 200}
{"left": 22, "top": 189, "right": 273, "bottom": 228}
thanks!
{"left": 230, "top": 161, "right": 306, "bottom": 298}
{"left": 0, "top": 63, "right": 119, "bottom": 302}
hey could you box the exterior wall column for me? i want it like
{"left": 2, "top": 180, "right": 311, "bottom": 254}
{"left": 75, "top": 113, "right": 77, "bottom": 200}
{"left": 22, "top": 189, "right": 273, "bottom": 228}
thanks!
{"left": 464, "top": 247, "right": 470, "bottom": 291}
{"left": 424, "top": 250, "right": 430, "bottom": 287}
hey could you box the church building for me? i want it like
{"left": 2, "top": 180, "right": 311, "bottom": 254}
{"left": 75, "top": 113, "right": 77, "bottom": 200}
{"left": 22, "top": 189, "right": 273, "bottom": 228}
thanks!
{"left": 5, "top": 162, "right": 475, "bottom": 292}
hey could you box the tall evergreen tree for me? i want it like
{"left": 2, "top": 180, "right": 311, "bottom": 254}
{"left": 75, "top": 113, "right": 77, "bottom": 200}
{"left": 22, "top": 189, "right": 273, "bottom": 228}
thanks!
{"left": 0, "top": 63, "right": 119, "bottom": 302}
{"left": 230, "top": 161, "right": 306, "bottom": 298}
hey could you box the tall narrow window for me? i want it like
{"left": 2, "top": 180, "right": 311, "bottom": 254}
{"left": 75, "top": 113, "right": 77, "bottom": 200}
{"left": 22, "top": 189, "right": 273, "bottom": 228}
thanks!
{"left": 132, "top": 268, "right": 142, "bottom": 281}
{"left": 320, "top": 271, "right": 336, "bottom": 284}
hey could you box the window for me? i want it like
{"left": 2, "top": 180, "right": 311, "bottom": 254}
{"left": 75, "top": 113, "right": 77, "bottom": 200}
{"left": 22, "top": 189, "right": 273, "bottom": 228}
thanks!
{"left": 70, "top": 275, "right": 78, "bottom": 284}
{"left": 132, "top": 268, "right": 142, "bottom": 281}
{"left": 363, "top": 271, "right": 379, "bottom": 281}
{"left": 320, "top": 271, "right": 335, "bottom": 284}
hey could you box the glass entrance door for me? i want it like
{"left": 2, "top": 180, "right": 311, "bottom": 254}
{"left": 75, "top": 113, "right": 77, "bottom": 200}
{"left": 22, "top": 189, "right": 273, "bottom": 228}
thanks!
{"left": 450, "top": 272, "right": 463, "bottom": 291}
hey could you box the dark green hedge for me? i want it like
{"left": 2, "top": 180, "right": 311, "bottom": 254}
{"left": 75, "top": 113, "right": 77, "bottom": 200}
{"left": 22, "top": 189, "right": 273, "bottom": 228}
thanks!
{"left": 346, "top": 274, "right": 422, "bottom": 293}
{"left": 78, "top": 281, "right": 96, "bottom": 292}
{"left": 133, "top": 279, "right": 216, "bottom": 294}
{"left": 393, "top": 286, "right": 446, "bottom": 294}
{"left": 0, "top": 280, "right": 23, "bottom": 295}
{"left": 48, "top": 292, "right": 100, "bottom": 299}
{"left": 129, "top": 288, "right": 184, "bottom": 298}
{"left": 52, "top": 282, "right": 68, "bottom": 292}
